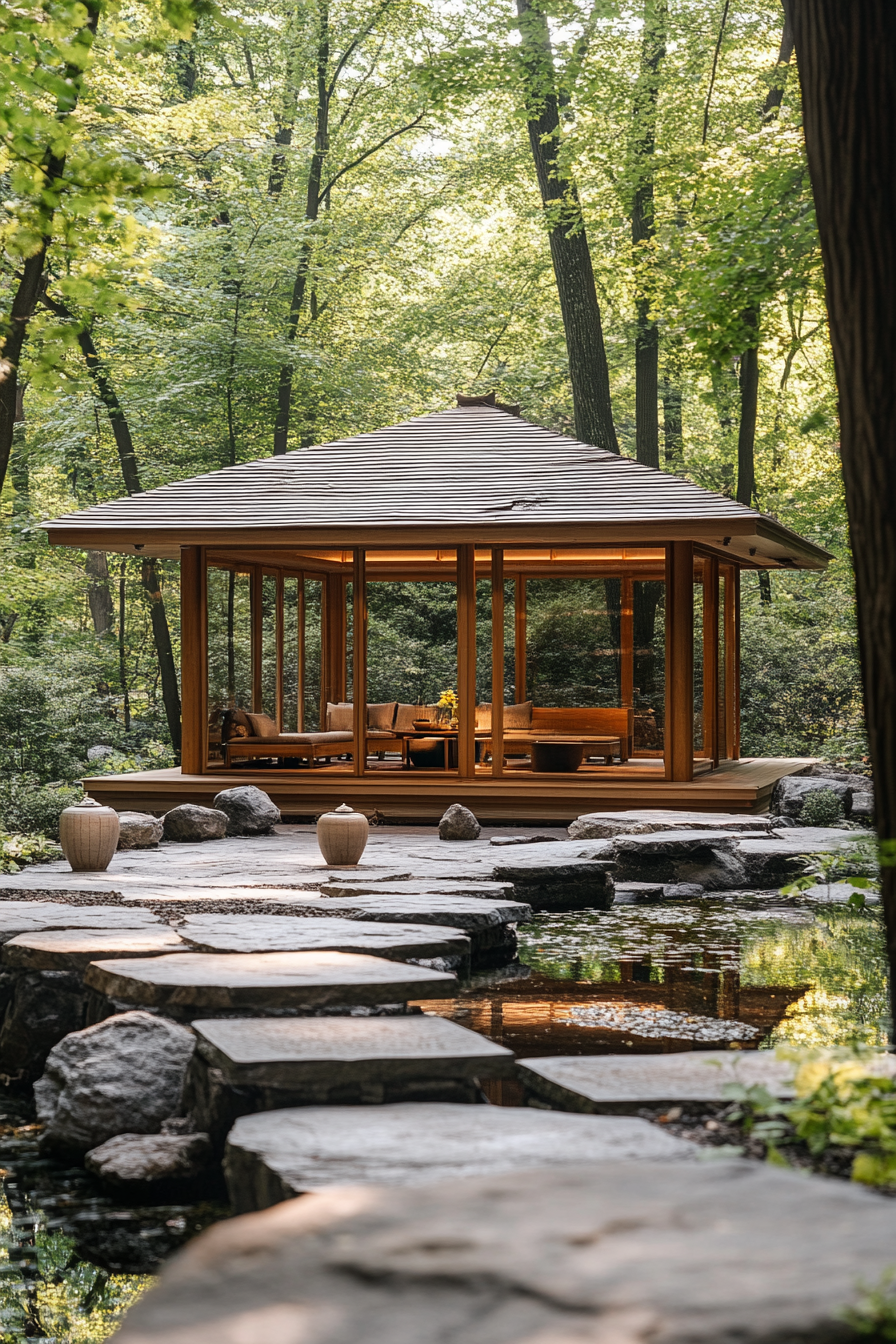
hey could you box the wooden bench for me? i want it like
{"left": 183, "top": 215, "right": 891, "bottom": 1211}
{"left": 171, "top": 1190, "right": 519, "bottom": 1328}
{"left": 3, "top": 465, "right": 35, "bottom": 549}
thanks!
{"left": 503, "top": 708, "right": 634, "bottom": 763}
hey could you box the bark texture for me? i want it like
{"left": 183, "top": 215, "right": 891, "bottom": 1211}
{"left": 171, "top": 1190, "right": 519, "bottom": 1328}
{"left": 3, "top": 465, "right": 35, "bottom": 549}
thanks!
{"left": 787, "top": 0, "right": 896, "bottom": 1025}
{"left": 516, "top": 0, "right": 618, "bottom": 454}
{"left": 86, "top": 551, "right": 114, "bottom": 635}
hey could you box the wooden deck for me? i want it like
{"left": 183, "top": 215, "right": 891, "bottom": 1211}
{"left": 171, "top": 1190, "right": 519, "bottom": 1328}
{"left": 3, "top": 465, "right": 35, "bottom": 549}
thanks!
{"left": 84, "top": 757, "right": 815, "bottom": 823}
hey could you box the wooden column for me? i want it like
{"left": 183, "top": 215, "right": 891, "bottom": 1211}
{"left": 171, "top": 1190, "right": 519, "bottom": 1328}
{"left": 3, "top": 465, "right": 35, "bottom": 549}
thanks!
{"left": 250, "top": 566, "right": 262, "bottom": 712}
{"left": 665, "top": 541, "right": 694, "bottom": 782}
{"left": 275, "top": 571, "right": 284, "bottom": 730}
{"left": 514, "top": 575, "right": 527, "bottom": 702}
{"left": 621, "top": 576, "right": 634, "bottom": 707}
{"left": 180, "top": 547, "right": 205, "bottom": 775}
{"left": 703, "top": 555, "right": 720, "bottom": 766}
{"left": 457, "top": 543, "right": 477, "bottom": 777}
{"left": 731, "top": 567, "right": 741, "bottom": 759}
{"left": 352, "top": 549, "right": 367, "bottom": 775}
{"left": 297, "top": 574, "right": 305, "bottom": 732}
{"left": 491, "top": 548, "right": 504, "bottom": 777}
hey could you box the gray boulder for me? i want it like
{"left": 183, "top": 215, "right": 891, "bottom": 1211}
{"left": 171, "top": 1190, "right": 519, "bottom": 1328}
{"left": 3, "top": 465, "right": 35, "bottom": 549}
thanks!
{"left": 852, "top": 790, "right": 875, "bottom": 822}
{"left": 163, "top": 804, "right": 228, "bottom": 843}
{"left": 771, "top": 775, "right": 851, "bottom": 820}
{"left": 569, "top": 810, "right": 772, "bottom": 841}
{"left": 491, "top": 854, "right": 615, "bottom": 912}
{"left": 34, "top": 1010, "right": 196, "bottom": 1155}
{"left": 438, "top": 804, "right": 481, "bottom": 841}
{"left": 117, "top": 811, "right": 164, "bottom": 850}
{"left": 661, "top": 883, "right": 706, "bottom": 900}
{"left": 85, "top": 1131, "right": 211, "bottom": 1184}
{"left": 612, "top": 832, "right": 747, "bottom": 891}
{"left": 213, "top": 786, "right": 281, "bottom": 836}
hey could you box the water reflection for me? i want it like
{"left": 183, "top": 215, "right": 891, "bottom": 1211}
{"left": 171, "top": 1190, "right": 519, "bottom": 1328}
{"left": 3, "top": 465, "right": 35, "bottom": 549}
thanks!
{"left": 421, "top": 904, "right": 889, "bottom": 1056}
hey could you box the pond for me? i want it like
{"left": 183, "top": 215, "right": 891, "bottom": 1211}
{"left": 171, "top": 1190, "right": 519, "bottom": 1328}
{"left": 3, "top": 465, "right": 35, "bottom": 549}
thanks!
{"left": 0, "top": 898, "right": 886, "bottom": 1340}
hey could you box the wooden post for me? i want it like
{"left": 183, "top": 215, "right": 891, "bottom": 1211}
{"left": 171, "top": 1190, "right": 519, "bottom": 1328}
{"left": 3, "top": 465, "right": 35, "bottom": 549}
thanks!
{"left": 703, "top": 555, "right": 720, "bottom": 766}
{"left": 352, "top": 549, "right": 367, "bottom": 775}
{"left": 491, "top": 548, "right": 504, "bottom": 777}
{"left": 275, "top": 570, "right": 284, "bottom": 730}
{"left": 250, "top": 566, "right": 262, "bottom": 712}
{"left": 731, "top": 567, "right": 741, "bottom": 759}
{"left": 665, "top": 541, "right": 694, "bottom": 782}
{"left": 621, "top": 576, "right": 634, "bottom": 707}
{"left": 297, "top": 574, "right": 305, "bottom": 732}
{"left": 514, "top": 575, "right": 527, "bottom": 703}
{"left": 457, "top": 543, "right": 476, "bottom": 776}
{"left": 180, "top": 547, "right": 205, "bottom": 775}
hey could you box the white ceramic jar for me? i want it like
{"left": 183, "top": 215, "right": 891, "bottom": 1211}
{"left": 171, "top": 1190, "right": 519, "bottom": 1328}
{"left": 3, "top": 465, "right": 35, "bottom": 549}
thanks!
{"left": 59, "top": 797, "right": 121, "bottom": 872}
{"left": 316, "top": 803, "right": 369, "bottom": 866}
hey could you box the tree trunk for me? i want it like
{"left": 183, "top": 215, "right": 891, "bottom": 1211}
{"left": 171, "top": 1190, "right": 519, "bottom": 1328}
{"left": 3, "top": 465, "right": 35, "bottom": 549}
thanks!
{"left": 630, "top": 0, "right": 666, "bottom": 469}
{"left": 736, "top": 311, "right": 760, "bottom": 506}
{"left": 786, "top": 0, "right": 896, "bottom": 1030}
{"left": 0, "top": 0, "right": 101, "bottom": 496}
{"left": 118, "top": 560, "right": 131, "bottom": 731}
{"left": 42, "top": 293, "right": 182, "bottom": 752}
{"left": 516, "top": 0, "right": 618, "bottom": 453}
{"left": 661, "top": 371, "right": 684, "bottom": 464}
{"left": 86, "top": 551, "right": 114, "bottom": 635}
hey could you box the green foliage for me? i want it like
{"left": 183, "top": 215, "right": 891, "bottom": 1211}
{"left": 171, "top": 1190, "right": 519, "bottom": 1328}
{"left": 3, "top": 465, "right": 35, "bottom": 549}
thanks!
{"left": 801, "top": 788, "right": 846, "bottom": 828}
{"left": 842, "top": 1270, "right": 896, "bottom": 1341}
{"left": 0, "top": 831, "right": 63, "bottom": 874}
{"left": 0, "top": 778, "right": 83, "bottom": 840}
{"left": 780, "top": 839, "right": 881, "bottom": 903}
{"left": 82, "top": 741, "right": 176, "bottom": 776}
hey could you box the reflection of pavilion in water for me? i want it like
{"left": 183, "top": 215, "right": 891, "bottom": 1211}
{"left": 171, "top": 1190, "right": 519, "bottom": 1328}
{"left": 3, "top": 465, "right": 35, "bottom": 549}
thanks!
{"left": 416, "top": 932, "right": 808, "bottom": 1059}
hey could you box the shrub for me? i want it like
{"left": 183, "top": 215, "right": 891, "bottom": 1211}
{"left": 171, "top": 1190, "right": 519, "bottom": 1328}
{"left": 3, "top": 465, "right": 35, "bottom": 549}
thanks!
{"left": 800, "top": 787, "right": 846, "bottom": 827}
{"left": 0, "top": 832, "right": 63, "bottom": 874}
{"left": 0, "top": 776, "right": 83, "bottom": 839}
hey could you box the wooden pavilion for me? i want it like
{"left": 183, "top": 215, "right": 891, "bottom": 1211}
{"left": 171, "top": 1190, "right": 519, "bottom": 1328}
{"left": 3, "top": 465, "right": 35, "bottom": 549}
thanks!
{"left": 44, "top": 398, "right": 831, "bottom": 821}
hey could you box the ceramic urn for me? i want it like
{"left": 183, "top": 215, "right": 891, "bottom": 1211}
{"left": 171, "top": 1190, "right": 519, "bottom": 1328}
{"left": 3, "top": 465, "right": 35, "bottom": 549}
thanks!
{"left": 59, "top": 797, "right": 121, "bottom": 872}
{"left": 316, "top": 803, "right": 369, "bottom": 866}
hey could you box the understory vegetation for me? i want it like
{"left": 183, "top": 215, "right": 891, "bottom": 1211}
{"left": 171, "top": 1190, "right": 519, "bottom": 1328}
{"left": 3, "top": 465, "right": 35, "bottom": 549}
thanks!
{"left": 0, "top": 0, "right": 866, "bottom": 817}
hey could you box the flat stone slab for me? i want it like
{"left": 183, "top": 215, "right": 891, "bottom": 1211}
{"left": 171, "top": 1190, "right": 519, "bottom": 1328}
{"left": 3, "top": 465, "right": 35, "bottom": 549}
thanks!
{"left": 224, "top": 1102, "right": 694, "bottom": 1208}
{"left": 193, "top": 1015, "right": 514, "bottom": 1088}
{"left": 319, "top": 879, "right": 512, "bottom": 898}
{"left": 0, "top": 903, "right": 162, "bottom": 943}
{"left": 84, "top": 950, "right": 457, "bottom": 1011}
{"left": 569, "top": 809, "right": 774, "bottom": 839}
{"left": 299, "top": 894, "right": 531, "bottom": 931}
{"left": 518, "top": 1050, "right": 896, "bottom": 1110}
{"left": 176, "top": 915, "right": 470, "bottom": 962}
{"left": 2, "top": 927, "right": 185, "bottom": 971}
{"left": 116, "top": 1158, "right": 896, "bottom": 1344}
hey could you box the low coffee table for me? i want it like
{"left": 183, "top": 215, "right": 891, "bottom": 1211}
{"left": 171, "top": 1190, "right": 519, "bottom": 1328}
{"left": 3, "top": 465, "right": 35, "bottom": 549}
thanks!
{"left": 527, "top": 736, "right": 623, "bottom": 772}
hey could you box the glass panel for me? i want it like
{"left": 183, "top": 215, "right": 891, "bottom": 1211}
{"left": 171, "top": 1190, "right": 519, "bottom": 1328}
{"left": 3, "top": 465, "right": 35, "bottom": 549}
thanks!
{"left": 261, "top": 573, "right": 278, "bottom": 722}
{"left": 525, "top": 578, "right": 622, "bottom": 707}
{"left": 206, "top": 567, "right": 252, "bottom": 763}
{"left": 303, "top": 578, "right": 322, "bottom": 730}
{"left": 282, "top": 577, "right": 300, "bottom": 733}
{"left": 693, "top": 559, "right": 705, "bottom": 754}
{"left": 632, "top": 579, "right": 665, "bottom": 754}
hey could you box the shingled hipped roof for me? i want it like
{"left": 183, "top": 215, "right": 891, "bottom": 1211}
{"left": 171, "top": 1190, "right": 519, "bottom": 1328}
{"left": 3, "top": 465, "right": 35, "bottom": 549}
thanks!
{"left": 43, "top": 405, "right": 830, "bottom": 568}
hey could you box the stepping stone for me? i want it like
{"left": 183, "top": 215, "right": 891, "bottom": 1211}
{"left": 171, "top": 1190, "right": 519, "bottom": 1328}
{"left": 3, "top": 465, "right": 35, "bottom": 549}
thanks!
{"left": 0, "top": 902, "right": 162, "bottom": 943}
{"left": 223, "top": 1101, "right": 695, "bottom": 1210}
{"left": 176, "top": 914, "right": 470, "bottom": 968}
{"left": 518, "top": 1051, "right": 851, "bottom": 1112}
{"left": 302, "top": 894, "right": 531, "bottom": 968}
{"left": 115, "top": 1159, "right": 896, "bottom": 1344}
{"left": 84, "top": 950, "right": 457, "bottom": 1021}
{"left": 2, "top": 927, "right": 185, "bottom": 971}
{"left": 0, "top": 926, "right": 184, "bottom": 1082}
{"left": 569, "top": 809, "right": 774, "bottom": 840}
{"left": 187, "top": 1016, "right": 514, "bottom": 1143}
{"left": 489, "top": 834, "right": 562, "bottom": 846}
{"left": 319, "top": 879, "right": 512, "bottom": 899}
{"left": 612, "top": 831, "right": 748, "bottom": 889}
{"left": 490, "top": 853, "right": 615, "bottom": 911}
{"left": 736, "top": 835, "right": 853, "bottom": 886}
{"left": 613, "top": 881, "right": 667, "bottom": 904}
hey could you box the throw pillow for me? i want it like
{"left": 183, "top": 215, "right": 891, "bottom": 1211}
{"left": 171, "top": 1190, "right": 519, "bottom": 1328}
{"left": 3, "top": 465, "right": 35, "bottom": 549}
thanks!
{"left": 505, "top": 700, "right": 533, "bottom": 730}
{"left": 221, "top": 708, "right": 253, "bottom": 742}
{"left": 326, "top": 703, "right": 354, "bottom": 731}
{"left": 393, "top": 703, "right": 420, "bottom": 732}
{"left": 476, "top": 703, "right": 492, "bottom": 731}
{"left": 367, "top": 702, "right": 397, "bottom": 731}
{"left": 246, "top": 712, "right": 280, "bottom": 739}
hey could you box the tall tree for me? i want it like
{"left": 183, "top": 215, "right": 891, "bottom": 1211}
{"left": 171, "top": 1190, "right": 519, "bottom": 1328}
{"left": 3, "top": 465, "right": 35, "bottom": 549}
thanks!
{"left": 515, "top": 0, "right": 619, "bottom": 453}
{"left": 629, "top": 0, "right": 666, "bottom": 469}
{"left": 787, "top": 0, "right": 896, "bottom": 1030}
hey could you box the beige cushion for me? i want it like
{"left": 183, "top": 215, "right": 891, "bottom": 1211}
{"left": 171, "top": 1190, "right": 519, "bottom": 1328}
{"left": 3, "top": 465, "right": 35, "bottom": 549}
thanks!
{"left": 476, "top": 702, "right": 532, "bottom": 731}
{"left": 326, "top": 702, "right": 354, "bottom": 731}
{"left": 246, "top": 712, "right": 279, "bottom": 739}
{"left": 367, "top": 702, "right": 397, "bottom": 731}
{"left": 395, "top": 703, "right": 426, "bottom": 732}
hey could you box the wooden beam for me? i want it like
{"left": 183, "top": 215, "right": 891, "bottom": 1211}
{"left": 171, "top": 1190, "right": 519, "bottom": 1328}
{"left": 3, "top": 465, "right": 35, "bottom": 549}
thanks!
{"left": 703, "top": 555, "right": 720, "bottom": 767}
{"left": 665, "top": 541, "right": 694, "bottom": 782}
{"left": 491, "top": 548, "right": 504, "bottom": 777}
{"left": 180, "top": 547, "right": 205, "bottom": 774}
{"left": 457, "top": 543, "right": 476, "bottom": 777}
{"left": 353, "top": 549, "right": 367, "bottom": 776}
{"left": 275, "top": 570, "right": 284, "bottom": 730}
{"left": 250, "top": 566, "right": 262, "bottom": 712}
{"left": 621, "top": 576, "right": 634, "bottom": 708}
{"left": 731, "top": 566, "right": 741, "bottom": 759}
{"left": 514, "top": 575, "right": 527, "bottom": 702}
{"left": 297, "top": 574, "right": 305, "bottom": 732}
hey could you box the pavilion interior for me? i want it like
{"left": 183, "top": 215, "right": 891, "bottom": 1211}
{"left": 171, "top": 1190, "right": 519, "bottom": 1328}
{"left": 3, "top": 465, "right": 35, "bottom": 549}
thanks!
{"left": 201, "top": 543, "right": 740, "bottom": 783}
